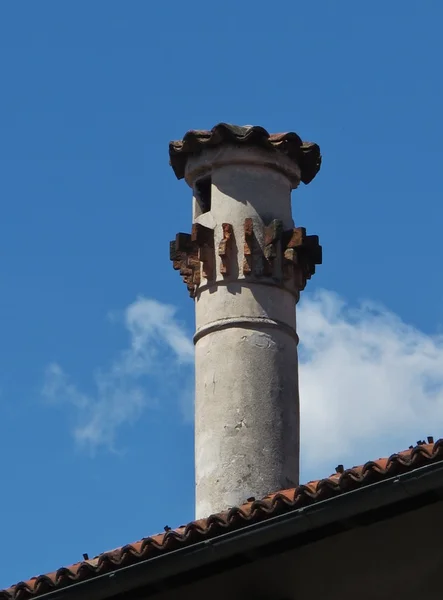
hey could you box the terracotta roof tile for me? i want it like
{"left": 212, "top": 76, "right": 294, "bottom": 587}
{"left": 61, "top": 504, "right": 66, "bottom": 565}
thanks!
{"left": 2, "top": 439, "right": 443, "bottom": 600}
{"left": 168, "top": 123, "right": 322, "bottom": 184}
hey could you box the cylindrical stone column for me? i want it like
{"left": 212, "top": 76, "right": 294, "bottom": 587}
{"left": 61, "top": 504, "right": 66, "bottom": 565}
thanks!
{"left": 169, "top": 125, "right": 321, "bottom": 519}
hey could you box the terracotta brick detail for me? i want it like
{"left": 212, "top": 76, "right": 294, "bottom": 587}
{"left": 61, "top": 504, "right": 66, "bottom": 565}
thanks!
{"left": 242, "top": 220, "right": 321, "bottom": 290}
{"left": 263, "top": 219, "right": 283, "bottom": 276}
{"left": 192, "top": 223, "right": 215, "bottom": 281}
{"left": 169, "top": 123, "right": 322, "bottom": 185}
{"left": 218, "top": 223, "right": 233, "bottom": 275}
{"left": 243, "top": 218, "right": 253, "bottom": 274}
{"left": 282, "top": 227, "right": 322, "bottom": 290}
{"left": 170, "top": 224, "right": 215, "bottom": 297}
{"left": 171, "top": 222, "right": 320, "bottom": 294}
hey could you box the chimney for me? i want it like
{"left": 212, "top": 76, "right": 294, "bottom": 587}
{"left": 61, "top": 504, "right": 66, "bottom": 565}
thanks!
{"left": 169, "top": 124, "right": 321, "bottom": 519}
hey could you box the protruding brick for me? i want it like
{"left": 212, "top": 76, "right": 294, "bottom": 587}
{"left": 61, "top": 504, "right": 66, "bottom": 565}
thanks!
{"left": 282, "top": 228, "right": 322, "bottom": 290}
{"left": 283, "top": 226, "right": 306, "bottom": 249}
{"left": 192, "top": 223, "right": 215, "bottom": 281}
{"left": 243, "top": 218, "right": 253, "bottom": 274}
{"left": 170, "top": 226, "right": 215, "bottom": 297}
{"left": 218, "top": 223, "right": 233, "bottom": 275}
{"left": 264, "top": 219, "right": 283, "bottom": 246}
{"left": 263, "top": 219, "right": 282, "bottom": 276}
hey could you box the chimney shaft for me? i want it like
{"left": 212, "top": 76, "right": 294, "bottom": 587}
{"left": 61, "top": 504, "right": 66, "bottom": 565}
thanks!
{"left": 169, "top": 124, "right": 321, "bottom": 518}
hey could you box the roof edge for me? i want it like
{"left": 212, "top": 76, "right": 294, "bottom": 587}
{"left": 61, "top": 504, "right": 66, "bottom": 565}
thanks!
{"left": 4, "top": 439, "right": 442, "bottom": 600}
{"left": 11, "top": 460, "right": 443, "bottom": 600}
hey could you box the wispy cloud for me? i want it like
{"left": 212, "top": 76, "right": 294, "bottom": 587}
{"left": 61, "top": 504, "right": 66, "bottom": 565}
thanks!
{"left": 298, "top": 290, "right": 443, "bottom": 473}
{"left": 42, "top": 297, "right": 194, "bottom": 451}
{"left": 43, "top": 290, "right": 443, "bottom": 471}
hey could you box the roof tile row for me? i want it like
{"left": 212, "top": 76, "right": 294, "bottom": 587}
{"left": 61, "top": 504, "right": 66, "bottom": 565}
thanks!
{"left": 168, "top": 123, "right": 322, "bottom": 184}
{"left": 2, "top": 439, "right": 443, "bottom": 600}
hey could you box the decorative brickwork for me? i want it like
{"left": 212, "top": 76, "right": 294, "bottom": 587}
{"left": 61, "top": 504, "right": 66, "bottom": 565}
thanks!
{"left": 263, "top": 219, "right": 283, "bottom": 276}
{"left": 170, "top": 224, "right": 214, "bottom": 297}
{"left": 171, "top": 220, "right": 321, "bottom": 295}
{"left": 243, "top": 218, "right": 253, "bottom": 274}
{"left": 192, "top": 223, "right": 215, "bottom": 281}
{"left": 242, "top": 219, "right": 322, "bottom": 290}
{"left": 282, "top": 227, "right": 322, "bottom": 290}
{"left": 218, "top": 223, "right": 233, "bottom": 275}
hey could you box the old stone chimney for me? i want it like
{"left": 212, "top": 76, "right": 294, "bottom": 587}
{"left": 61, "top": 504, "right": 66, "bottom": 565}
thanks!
{"left": 169, "top": 124, "right": 321, "bottom": 519}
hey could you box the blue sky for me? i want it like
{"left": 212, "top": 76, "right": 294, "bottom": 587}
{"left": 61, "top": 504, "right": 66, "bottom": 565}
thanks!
{"left": 1, "top": 0, "right": 443, "bottom": 589}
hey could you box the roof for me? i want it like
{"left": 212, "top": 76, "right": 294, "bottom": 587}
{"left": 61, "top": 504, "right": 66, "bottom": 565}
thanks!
{"left": 2, "top": 437, "right": 442, "bottom": 600}
{"left": 168, "top": 123, "right": 322, "bottom": 184}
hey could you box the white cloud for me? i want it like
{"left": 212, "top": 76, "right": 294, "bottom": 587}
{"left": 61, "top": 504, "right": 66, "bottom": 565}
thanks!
{"left": 43, "top": 290, "right": 443, "bottom": 473}
{"left": 42, "top": 297, "right": 194, "bottom": 451}
{"left": 298, "top": 290, "right": 443, "bottom": 475}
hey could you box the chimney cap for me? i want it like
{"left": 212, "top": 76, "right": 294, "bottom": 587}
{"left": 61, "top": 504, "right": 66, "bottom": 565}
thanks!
{"left": 169, "top": 122, "right": 321, "bottom": 184}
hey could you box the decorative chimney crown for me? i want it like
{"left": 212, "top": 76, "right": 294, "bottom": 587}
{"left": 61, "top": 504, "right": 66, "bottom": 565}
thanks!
{"left": 169, "top": 123, "right": 321, "bottom": 184}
